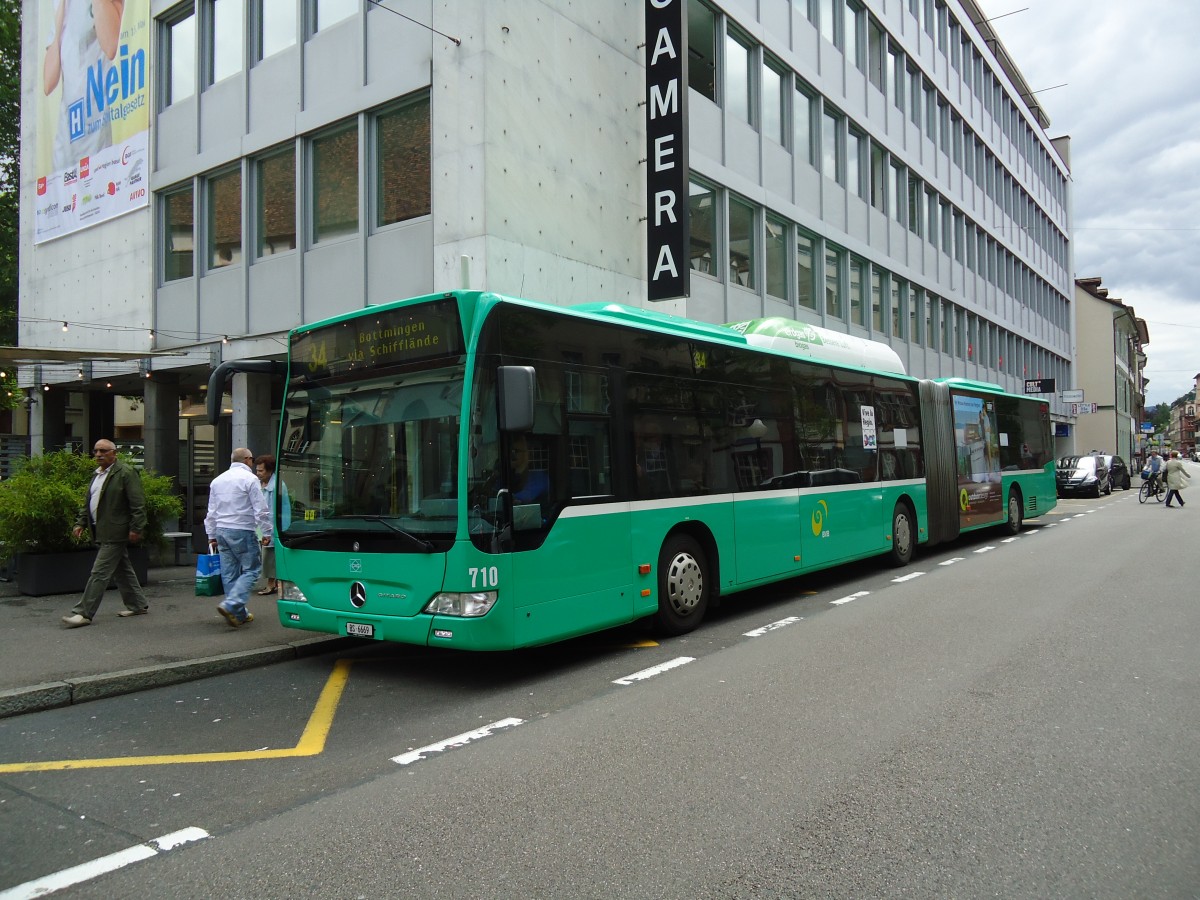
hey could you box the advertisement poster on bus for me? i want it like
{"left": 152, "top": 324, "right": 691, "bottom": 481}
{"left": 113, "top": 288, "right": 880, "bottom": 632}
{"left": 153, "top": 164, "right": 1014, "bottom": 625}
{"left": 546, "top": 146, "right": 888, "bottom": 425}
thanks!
{"left": 33, "top": 0, "right": 150, "bottom": 243}
{"left": 952, "top": 392, "right": 1003, "bottom": 528}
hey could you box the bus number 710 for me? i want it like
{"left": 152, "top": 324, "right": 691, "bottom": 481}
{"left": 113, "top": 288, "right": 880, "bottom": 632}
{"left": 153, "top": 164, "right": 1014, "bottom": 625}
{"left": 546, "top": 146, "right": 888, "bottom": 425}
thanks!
{"left": 469, "top": 567, "right": 500, "bottom": 589}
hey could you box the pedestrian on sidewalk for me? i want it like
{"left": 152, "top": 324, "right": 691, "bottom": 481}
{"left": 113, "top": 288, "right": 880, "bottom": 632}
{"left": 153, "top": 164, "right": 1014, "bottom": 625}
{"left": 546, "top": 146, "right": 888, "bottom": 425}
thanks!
{"left": 1164, "top": 451, "right": 1190, "bottom": 508}
{"left": 61, "top": 440, "right": 149, "bottom": 628}
{"left": 253, "top": 454, "right": 290, "bottom": 596}
{"left": 205, "top": 448, "right": 271, "bottom": 627}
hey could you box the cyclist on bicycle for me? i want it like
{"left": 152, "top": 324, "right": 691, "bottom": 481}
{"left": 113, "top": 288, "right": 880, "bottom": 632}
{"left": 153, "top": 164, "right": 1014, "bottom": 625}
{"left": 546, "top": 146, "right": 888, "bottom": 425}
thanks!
{"left": 1146, "top": 450, "right": 1164, "bottom": 491}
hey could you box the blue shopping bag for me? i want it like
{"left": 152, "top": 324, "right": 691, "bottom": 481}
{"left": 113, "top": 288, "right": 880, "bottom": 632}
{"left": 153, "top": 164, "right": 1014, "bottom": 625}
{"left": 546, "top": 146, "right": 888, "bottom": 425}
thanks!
{"left": 195, "top": 553, "right": 223, "bottom": 596}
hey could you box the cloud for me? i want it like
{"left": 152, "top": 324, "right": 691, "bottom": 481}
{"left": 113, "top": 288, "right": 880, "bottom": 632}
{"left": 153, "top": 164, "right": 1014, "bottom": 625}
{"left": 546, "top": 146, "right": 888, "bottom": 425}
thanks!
{"left": 980, "top": 0, "right": 1200, "bottom": 406}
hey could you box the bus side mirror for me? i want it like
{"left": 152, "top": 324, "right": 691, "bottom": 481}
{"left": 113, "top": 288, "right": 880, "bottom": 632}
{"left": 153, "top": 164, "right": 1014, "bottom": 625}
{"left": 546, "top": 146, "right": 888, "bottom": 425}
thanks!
{"left": 497, "top": 366, "right": 535, "bottom": 432}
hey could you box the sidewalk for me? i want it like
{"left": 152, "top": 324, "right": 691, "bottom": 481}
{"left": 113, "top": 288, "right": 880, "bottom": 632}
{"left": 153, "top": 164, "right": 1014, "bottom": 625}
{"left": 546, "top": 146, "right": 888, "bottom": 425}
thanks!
{"left": 0, "top": 563, "right": 355, "bottom": 718}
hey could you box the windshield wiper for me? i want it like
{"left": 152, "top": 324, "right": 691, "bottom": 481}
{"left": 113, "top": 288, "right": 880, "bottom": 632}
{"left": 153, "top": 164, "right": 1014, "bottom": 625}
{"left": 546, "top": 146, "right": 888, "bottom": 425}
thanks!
{"left": 285, "top": 529, "right": 334, "bottom": 548}
{"left": 328, "top": 515, "right": 435, "bottom": 552}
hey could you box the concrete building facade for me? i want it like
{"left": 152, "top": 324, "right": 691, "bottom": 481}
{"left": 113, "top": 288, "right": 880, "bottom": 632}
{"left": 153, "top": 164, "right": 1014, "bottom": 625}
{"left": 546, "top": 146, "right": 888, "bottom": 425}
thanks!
{"left": 1072, "top": 277, "right": 1146, "bottom": 466}
{"left": 18, "top": 0, "right": 1077, "bottom": 537}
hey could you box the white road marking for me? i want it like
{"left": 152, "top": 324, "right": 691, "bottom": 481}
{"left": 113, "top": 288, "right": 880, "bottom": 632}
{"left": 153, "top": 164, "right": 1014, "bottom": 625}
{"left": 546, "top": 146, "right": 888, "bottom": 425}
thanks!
{"left": 392, "top": 718, "right": 524, "bottom": 766}
{"left": 938, "top": 557, "right": 965, "bottom": 566}
{"left": 831, "top": 591, "right": 870, "bottom": 606}
{"left": 612, "top": 656, "right": 696, "bottom": 685}
{"left": 743, "top": 617, "right": 803, "bottom": 637}
{"left": 891, "top": 572, "right": 926, "bottom": 582}
{"left": 0, "top": 828, "right": 209, "bottom": 900}
{"left": 973, "top": 546, "right": 996, "bottom": 554}
{"left": 1001, "top": 537, "right": 1019, "bottom": 544}
{"left": 1073, "top": 514, "right": 1087, "bottom": 518}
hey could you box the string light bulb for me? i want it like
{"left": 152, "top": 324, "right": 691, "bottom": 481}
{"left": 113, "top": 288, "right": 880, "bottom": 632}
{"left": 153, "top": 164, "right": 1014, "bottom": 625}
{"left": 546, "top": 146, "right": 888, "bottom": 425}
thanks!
{"left": 61, "top": 321, "right": 69, "bottom": 332}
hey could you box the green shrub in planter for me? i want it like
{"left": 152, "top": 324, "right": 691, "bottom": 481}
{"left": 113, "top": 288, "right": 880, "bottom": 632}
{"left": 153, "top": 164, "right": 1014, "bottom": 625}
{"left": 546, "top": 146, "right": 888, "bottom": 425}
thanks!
{"left": 0, "top": 449, "right": 183, "bottom": 560}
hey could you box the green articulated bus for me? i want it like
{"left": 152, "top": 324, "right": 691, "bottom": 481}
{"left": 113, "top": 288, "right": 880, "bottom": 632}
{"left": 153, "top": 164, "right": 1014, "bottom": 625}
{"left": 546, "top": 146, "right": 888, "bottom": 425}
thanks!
{"left": 216, "top": 290, "right": 1055, "bottom": 650}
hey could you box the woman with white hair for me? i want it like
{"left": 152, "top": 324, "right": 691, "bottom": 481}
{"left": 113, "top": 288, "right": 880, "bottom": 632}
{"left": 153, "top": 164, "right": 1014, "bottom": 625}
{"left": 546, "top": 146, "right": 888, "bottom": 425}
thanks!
{"left": 1164, "top": 451, "right": 1191, "bottom": 509}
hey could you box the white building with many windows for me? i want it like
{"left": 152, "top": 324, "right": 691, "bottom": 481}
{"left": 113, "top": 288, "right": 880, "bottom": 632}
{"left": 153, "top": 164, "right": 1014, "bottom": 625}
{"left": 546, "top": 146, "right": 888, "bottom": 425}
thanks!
{"left": 18, "top": 0, "right": 1075, "bottom": 537}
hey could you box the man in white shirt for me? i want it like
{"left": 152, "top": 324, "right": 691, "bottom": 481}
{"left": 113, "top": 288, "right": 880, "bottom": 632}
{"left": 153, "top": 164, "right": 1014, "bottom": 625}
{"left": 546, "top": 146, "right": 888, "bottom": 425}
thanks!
{"left": 205, "top": 448, "right": 272, "bottom": 627}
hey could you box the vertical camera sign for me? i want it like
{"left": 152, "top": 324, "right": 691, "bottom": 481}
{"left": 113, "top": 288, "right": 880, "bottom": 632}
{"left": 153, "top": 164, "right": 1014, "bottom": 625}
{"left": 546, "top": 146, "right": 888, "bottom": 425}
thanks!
{"left": 645, "top": 0, "right": 689, "bottom": 302}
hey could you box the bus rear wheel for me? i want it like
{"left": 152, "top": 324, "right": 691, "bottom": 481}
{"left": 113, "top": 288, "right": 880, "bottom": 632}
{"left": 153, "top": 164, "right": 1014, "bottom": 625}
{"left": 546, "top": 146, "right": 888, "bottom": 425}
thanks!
{"left": 655, "top": 535, "right": 710, "bottom": 636}
{"left": 889, "top": 503, "right": 915, "bottom": 567}
{"left": 1004, "top": 488, "right": 1023, "bottom": 535}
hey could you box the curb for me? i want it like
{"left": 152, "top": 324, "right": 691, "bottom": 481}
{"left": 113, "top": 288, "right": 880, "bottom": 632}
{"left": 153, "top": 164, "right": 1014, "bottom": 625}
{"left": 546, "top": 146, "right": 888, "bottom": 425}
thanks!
{"left": 0, "top": 636, "right": 360, "bottom": 719}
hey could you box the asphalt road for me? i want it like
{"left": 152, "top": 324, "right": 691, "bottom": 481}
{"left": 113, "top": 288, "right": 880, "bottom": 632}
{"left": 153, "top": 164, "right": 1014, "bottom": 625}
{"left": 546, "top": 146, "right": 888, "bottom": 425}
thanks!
{"left": 1, "top": 487, "right": 1196, "bottom": 899}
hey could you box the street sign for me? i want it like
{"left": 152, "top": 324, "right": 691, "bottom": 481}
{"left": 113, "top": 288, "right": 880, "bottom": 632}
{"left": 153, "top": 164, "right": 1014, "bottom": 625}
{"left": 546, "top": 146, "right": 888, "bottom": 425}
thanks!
{"left": 1061, "top": 389, "right": 1084, "bottom": 403}
{"left": 1024, "top": 378, "right": 1055, "bottom": 394}
{"left": 1070, "top": 402, "right": 1098, "bottom": 415}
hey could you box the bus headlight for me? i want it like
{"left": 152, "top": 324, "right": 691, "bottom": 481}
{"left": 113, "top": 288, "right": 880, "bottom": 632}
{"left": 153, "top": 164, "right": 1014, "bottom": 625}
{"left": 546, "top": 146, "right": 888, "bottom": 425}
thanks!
{"left": 424, "top": 591, "right": 497, "bottom": 617}
{"left": 280, "top": 581, "right": 308, "bottom": 603}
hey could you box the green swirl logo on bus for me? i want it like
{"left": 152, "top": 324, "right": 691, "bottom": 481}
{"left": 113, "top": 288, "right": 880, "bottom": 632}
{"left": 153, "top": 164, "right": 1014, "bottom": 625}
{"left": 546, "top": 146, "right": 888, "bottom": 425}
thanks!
{"left": 811, "top": 499, "right": 829, "bottom": 537}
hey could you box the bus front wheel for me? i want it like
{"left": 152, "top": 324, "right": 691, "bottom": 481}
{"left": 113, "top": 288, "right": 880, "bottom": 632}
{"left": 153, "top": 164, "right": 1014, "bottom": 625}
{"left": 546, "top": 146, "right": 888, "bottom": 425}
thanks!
{"left": 889, "top": 503, "right": 915, "bottom": 567}
{"left": 655, "top": 535, "right": 710, "bottom": 636}
{"left": 1004, "top": 488, "right": 1024, "bottom": 535}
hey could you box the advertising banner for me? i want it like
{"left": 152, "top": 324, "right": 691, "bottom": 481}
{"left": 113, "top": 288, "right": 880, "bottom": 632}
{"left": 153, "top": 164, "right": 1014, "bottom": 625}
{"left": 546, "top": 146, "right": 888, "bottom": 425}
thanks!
{"left": 33, "top": 0, "right": 150, "bottom": 243}
{"left": 952, "top": 392, "right": 1003, "bottom": 528}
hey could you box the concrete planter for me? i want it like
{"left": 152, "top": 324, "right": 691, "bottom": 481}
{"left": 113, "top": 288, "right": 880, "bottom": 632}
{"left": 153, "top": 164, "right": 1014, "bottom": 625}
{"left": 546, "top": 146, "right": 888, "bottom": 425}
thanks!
{"left": 14, "top": 547, "right": 151, "bottom": 597}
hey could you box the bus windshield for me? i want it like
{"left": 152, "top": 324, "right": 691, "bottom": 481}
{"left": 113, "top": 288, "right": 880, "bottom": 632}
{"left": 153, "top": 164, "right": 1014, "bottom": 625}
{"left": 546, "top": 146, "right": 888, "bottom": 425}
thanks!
{"left": 277, "top": 364, "right": 464, "bottom": 551}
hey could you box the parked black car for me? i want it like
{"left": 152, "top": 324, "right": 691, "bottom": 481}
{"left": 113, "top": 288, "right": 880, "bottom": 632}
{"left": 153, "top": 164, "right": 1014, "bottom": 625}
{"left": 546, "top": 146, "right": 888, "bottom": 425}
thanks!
{"left": 1056, "top": 455, "right": 1111, "bottom": 498}
{"left": 1097, "top": 454, "right": 1131, "bottom": 491}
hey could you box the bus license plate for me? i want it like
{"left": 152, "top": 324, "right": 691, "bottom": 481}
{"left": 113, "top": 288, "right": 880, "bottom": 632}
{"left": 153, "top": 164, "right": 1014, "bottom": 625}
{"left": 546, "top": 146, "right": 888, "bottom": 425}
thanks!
{"left": 346, "top": 622, "right": 374, "bottom": 638}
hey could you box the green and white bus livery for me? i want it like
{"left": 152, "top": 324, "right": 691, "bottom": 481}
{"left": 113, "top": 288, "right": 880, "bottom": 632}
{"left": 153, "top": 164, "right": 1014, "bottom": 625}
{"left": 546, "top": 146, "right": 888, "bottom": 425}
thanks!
{"left": 210, "top": 290, "right": 1055, "bottom": 650}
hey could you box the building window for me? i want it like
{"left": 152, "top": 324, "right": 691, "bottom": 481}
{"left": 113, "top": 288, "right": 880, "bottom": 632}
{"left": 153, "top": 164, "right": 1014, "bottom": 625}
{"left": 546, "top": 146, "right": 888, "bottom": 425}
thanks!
{"left": 845, "top": 1, "right": 862, "bottom": 69}
{"left": 848, "top": 255, "right": 865, "bottom": 325}
{"left": 889, "top": 161, "right": 903, "bottom": 223}
{"left": 871, "top": 267, "right": 883, "bottom": 332}
{"left": 725, "top": 31, "right": 754, "bottom": 125}
{"left": 312, "top": 122, "right": 358, "bottom": 242}
{"left": 766, "top": 215, "right": 788, "bottom": 300}
{"left": 797, "top": 232, "right": 816, "bottom": 309}
{"left": 762, "top": 58, "right": 786, "bottom": 144}
{"left": 207, "top": 167, "right": 241, "bottom": 269}
{"left": 942, "top": 299, "right": 953, "bottom": 353}
{"left": 795, "top": 85, "right": 815, "bottom": 165}
{"left": 910, "top": 288, "right": 922, "bottom": 344}
{"left": 688, "top": 0, "right": 717, "bottom": 101}
{"left": 908, "top": 62, "right": 921, "bottom": 127}
{"left": 728, "top": 196, "right": 755, "bottom": 288}
{"left": 867, "top": 16, "right": 884, "bottom": 92}
{"left": 870, "top": 141, "right": 886, "bottom": 212}
{"left": 375, "top": 95, "right": 431, "bottom": 227}
{"left": 315, "top": 0, "right": 356, "bottom": 32}
{"left": 822, "top": 108, "right": 843, "bottom": 184}
{"left": 689, "top": 181, "right": 717, "bottom": 276}
{"left": 825, "top": 244, "right": 843, "bottom": 319}
{"left": 256, "top": 146, "right": 296, "bottom": 257}
{"left": 847, "top": 127, "right": 865, "bottom": 198}
{"left": 891, "top": 277, "right": 903, "bottom": 336}
{"left": 166, "top": 10, "right": 196, "bottom": 105}
{"left": 163, "top": 185, "right": 194, "bottom": 281}
{"left": 907, "top": 173, "right": 921, "bottom": 234}
{"left": 820, "top": 0, "right": 840, "bottom": 47}
{"left": 259, "top": 0, "right": 296, "bottom": 59}
{"left": 886, "top": 44, "right": 899, "bottom": 108}
{"left": 926, "top": 294, "right": 936, "bottom": 347}
{"left": 210, "top": 0, "right": 244, "bottom": 84}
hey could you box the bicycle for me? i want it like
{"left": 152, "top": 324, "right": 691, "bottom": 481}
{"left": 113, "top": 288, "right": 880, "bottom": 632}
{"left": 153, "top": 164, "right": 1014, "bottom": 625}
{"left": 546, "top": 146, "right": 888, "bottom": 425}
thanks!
{"left": 1138, "top": 473, "right": 1165, "bottom": 504}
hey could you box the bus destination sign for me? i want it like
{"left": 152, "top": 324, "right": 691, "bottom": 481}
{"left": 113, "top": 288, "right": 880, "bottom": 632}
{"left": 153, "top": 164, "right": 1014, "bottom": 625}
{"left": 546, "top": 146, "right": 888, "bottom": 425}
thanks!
{"left": 290, "top": 298, "right": 463, "bottom": 382}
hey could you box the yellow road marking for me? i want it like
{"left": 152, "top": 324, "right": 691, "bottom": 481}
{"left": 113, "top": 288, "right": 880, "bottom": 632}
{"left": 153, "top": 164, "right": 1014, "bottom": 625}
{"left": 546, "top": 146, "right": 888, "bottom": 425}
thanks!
{"left": 0, "top": 659, "right": 354, "bottom": 774}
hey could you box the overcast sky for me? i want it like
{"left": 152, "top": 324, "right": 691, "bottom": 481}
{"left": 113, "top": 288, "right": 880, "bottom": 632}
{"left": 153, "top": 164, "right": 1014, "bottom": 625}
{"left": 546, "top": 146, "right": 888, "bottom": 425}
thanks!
{"left": 977, "top": 0, "right": 1200, "bottom": 407}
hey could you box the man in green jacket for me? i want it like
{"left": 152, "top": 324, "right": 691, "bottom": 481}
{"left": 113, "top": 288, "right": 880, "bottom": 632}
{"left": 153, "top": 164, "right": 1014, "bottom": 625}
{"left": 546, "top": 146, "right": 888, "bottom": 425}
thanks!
{"left": 61, "top": 439, "right": 149, "bottom": 627}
